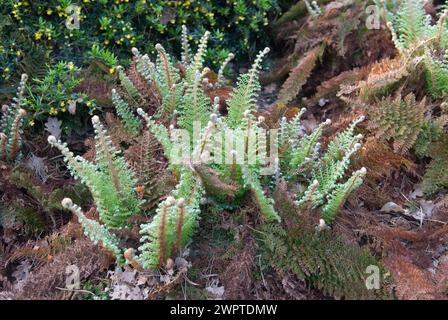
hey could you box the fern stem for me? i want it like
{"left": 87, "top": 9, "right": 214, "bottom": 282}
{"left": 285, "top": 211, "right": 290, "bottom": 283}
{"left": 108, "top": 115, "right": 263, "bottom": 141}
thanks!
{"left": 158, "top": 197, "right": 175, "bottom": 267}
{"left": 8, "top": 109, "right": 27, "bottom": 161}
{"left": 173, "top": 199, "right": 186, "bottom": 256}
{"left": 0, "top": 133, "right": 7, "bottom": 161}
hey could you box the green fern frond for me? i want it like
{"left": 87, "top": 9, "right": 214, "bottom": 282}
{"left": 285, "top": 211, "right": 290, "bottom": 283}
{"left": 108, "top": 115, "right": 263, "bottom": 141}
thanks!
{"left": 422, "top": 139, "right": 448, "bottom": 196}
{"left": 61, "top": 198, "right": 124, "bottom": 264}
{"left": 322, "top": 167, "right": 366, "bottom": 223}
{"left": 392, "top": 0, "right": 431, "bottom": 52}
{"left": 180, "top": 25, "right": 192, "bottom": 66}
{"left": 425, "top": 51, "right": 448, "bottom": 98}
{"left": 226, "top": 48, "right": 270, "bottom": 128}
{"left": 138, "top": 170, "right": 203, "bottom": 269}
{"left": 1, "top": 74, "right": 28, "bottom": 135}
{"left": 323, "top": 116, "right": 365, "bottom": 163}
{"left": 241, "top": 165, "right": 280, "bottom": 222}
{"left": 178, "top": 71, "right": 210, "bottom": 134}
{"left": 277, "top": 44, "right": 325, "bottom": 105}
{"left": 312, "top": 141, "right": 362, "bottom": 206}
{"left": 259, "top": 223, "right": 389, "bottom": 299}
{"left": 0, "top": 74, "right": 28, "bottom": 163}
{"left": 48, "top": 117, "right": 141, "bottom": 229}
{"left": 154, "top": 43, "right": 183, "bottom": 120}
{"left": 111, "top": 89, "right": 141, "bottom": 136}
{"left": 117, "top": 66, "right": 141, "bottom": 100}
{"left": 288, "top": 118, "right": 332, "bottom": 170}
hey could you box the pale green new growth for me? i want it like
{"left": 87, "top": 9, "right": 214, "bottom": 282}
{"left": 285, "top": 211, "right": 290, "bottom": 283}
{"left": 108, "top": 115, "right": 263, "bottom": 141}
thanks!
{"left": 138, "top": 170, "right": 203, "bottom": 268}
{"left": 111, "top": 89, "right": 141, "bottom": 136}
{"left": 304, "top": 0, "right": 322, "bottom": 18}
{"left": 48, "top": 116, "right": 141, "bottom": 229}
{"left": 117, "top": 66, "right": 141, "bottom": 100}
{"left": 279, "top": 113, "right": 365, "bottom": 218}
{"left": 227, "top": 47, "right": 270, "bottom": 128}
{"left": 61, "top": 198, "right": 124, "bottom": 264}
{"left": 384, "top": 0, "right": 448, "bottom": 97}
{"left": 241, "top": 164, "right": 280, "bottom": 222}
{"left": 322, "top": 167, "right": 366, "bottom": 223}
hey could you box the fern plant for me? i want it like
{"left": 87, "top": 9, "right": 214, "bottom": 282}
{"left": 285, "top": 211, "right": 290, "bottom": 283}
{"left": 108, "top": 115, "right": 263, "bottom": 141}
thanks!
{"left": 61, "top": 198, "right": 124, "bottom": 265}
{"left": 422, "top": 138, "right": 448, "bottom": 196}
{"left": 133, "top": 30, "right": 279, "bottom": 267}
{"left": 53, "top": 27, "right": 367, "bottom": 274}
{"left": 367, "top": 93, "right": 427, "bottom": 154}
{"left": 111, "top": 89, "right": 141, "bottom": 136}
{"left": 383, "top": 0, "right": 448, "bottom": 98}
{"left": 0, "top": 74, "right": 28, "bottom": 163}
{"left": 48, "top": 115, "right": 141, "bottom": 229}
{"left": 277, "top": 111, "right": 366, "bottom": 224}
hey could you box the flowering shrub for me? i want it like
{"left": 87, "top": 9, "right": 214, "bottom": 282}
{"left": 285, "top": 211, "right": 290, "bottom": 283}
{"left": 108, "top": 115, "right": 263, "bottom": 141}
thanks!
{"left": 0, "top": 0, "right": 279, "bottom": 82}
{"left": 24, "top": 61, "right": 97, "bottom": 133}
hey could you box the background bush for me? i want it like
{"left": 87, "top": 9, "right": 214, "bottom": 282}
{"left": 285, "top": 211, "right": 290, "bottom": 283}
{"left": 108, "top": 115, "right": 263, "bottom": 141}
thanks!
{"left": 0, "top": 0, "right": 280, "bottom": 85}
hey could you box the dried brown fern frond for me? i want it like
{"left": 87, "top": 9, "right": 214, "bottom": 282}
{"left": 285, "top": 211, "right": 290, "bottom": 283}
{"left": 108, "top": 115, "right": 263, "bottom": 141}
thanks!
{"left": 339, "top": 57, "right": 410, "bottom": 102}
{"left": 385, "top": 256, "right": 438, "bottom": 300}
{"left": 277, "top": 44, "right": 326, "bottom": 105}
{"left": 367, "top": 93, "right": 427, "bottom": 154}
{"left": 125, "top": 130, "right": 164, "bottom": 186}
{"left": 6, "top": 233, "right": 73, "bottom": 268}
{"left": 308, "top": 65, "right": 371, "bottom": 107}
{"left": 221, "top": 230, "right": 256, "bottom": 299}
{"left": 124, "top": 130, "right": 174, "bottom": 210}
{"left": 14, "top": 238, "right": 113, "bottom": 300}
{"left": 354, "top": 137, "right": 416, "bottom": 181}
{"left": 104, "top": 112, "right": 137, "bottom": 145}
{"left": 127, "top": 59, "right": 162, "bottom": 115}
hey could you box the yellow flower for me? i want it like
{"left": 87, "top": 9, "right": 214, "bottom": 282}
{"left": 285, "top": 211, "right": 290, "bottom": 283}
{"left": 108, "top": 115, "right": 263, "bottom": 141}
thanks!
{"left": 67, "top": 62, "right": 75, "bottom": 71}
{"left": 46, "top": 9, "right": 53, "bottom": 15}
{"left": 49, "top": 107, "right": 58, "bottom": 116}
{"left": 60, "top": 101, "right": 66, "bottom": 107}
{"left": 109, "top": 67, "right": 116, "bottom": 74}
{"left": 35, "top": 32, "right": 42, "bottom": 40}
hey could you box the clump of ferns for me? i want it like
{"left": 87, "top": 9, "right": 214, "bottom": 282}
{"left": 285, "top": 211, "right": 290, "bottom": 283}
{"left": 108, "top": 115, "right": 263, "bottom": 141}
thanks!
{"left": 48, "top": 115, "right": 142, "bottom": 267}
{"left": 0, "top": 74, "right": 28, "bottom": 163}
{"left": 380, "top": 0, "right": 448, "bottom": 98}
{"left": 134, "top": 28, "right": 281, "bottom": 268}
{"left": 48, "top": 115, "right": 142, "bottom": 230}
{"left": 51, "top": 27, "right": 366, "bottom": 270}
{"left": 276, "top": 110, "right": 367, "bottom": 225}
{"left": 47, "top": 27, "right": 271, "bottom": 269}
